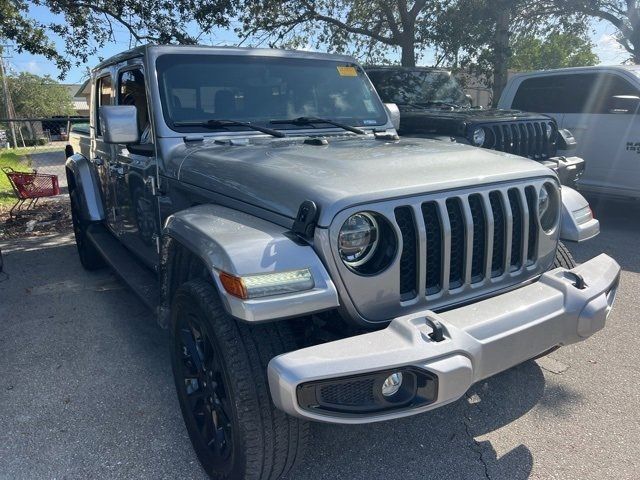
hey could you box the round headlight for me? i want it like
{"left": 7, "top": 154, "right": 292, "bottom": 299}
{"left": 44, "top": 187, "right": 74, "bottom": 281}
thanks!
{"left": 538, "top": 182, "right": 560, "bottom": 233}
{"left": 338, "top": 213, "right": 379, "bottom": 266}
{"left": 545, "top": 122, "right": 556, "bottom": 141}
{"left": 538, "top": 184, "right": 550, "bottom": 217}
{"left": 472, "top": 127, "right": 486, "bottom": 146}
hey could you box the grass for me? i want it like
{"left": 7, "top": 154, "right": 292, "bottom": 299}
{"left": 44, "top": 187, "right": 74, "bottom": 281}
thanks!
{"left": 0, "top": 149, "right": 33, "bottom": 209}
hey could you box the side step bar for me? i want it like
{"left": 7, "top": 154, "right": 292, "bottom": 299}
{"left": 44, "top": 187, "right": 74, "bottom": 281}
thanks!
{"left": 86, "top": 225, "right": 160, "bottom": 311}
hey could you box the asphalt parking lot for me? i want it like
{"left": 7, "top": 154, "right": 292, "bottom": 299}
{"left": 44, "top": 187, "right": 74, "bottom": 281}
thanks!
{"left": 1, "top": 193, "right": 639, "bottom": 480}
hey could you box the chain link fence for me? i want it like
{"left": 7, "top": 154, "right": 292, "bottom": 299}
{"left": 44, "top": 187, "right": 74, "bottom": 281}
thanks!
{"left": 0, "top": 117, "right": 89, "bottom": 149}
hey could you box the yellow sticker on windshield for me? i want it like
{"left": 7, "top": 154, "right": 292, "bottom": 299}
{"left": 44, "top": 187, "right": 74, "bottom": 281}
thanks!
{"left": 337, "top": 66, "right": 357, "bottom": 77}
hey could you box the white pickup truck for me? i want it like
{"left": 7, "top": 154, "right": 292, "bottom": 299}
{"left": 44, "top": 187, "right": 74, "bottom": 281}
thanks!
{"left": 499, "top": 65, "right": 640, "bottom": 200}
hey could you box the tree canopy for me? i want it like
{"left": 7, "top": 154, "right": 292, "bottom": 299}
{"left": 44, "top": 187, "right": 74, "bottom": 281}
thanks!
{"left": 238, "top": 0, "right": 443, "bottom": 67}
{"left": 1, "top": 72, "right": 75, "bottom": 117}
{"left": 510, "top": 32, "right": 599, "bottom": 71}
{"left": 0, "top": 72, "right": 74, "bottom": 118}
{"left": 1, "top": 0, "right": 238, "bottom": 77}
{"left": 553, "top": 0, "right": 640, "bottom": 63}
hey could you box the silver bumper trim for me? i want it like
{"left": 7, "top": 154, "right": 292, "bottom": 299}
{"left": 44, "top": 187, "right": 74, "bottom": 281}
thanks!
{"left": 268, "top": 254, "right": 620, "bottom": 424}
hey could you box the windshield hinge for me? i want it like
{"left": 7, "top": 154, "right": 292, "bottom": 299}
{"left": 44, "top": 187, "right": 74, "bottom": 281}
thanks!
{"left": 292, "top": 200, "right": 318, "bottom": 240}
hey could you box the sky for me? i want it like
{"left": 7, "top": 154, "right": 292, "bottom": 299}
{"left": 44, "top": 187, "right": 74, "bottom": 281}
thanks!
{"left": 1, "top": 6, "right": 632, "bottom": 86}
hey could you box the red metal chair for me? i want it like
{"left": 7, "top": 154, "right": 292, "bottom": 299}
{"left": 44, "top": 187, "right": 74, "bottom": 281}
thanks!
{"left": 2, "top": 166, "right": 60, "bottom": 217}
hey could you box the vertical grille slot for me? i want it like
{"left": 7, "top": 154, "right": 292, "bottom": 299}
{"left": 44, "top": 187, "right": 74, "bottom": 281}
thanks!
{"left": 468, "top": 194, "right": 486, "bottom": 282}
{"left": 422, "top": 202, "right": 442, "bottom": 295}
{"left": 489, "top": 191, "right": 505, "bottom": 277}
{"left": 534, "top": 122, "right": 543, "bottom": 158}
{"left": 446, "top": 198, "right": 465, "bottom": 289}
{"left": 487, "top": 121, "right": 552, "bottom": 159}
{"left": 508, "top": 189, "right": 523, "bottom": 270}
{"left": 525, "top": 186, "right": 538, "bottom": 262}
{"left": 395, "top": 207, "right": 418, "bottom": 299}
{"left": 518, "top": 124, "right": 527, "bottom": 157}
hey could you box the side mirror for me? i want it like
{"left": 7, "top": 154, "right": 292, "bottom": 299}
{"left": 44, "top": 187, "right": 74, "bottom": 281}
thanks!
{"left": 384, "top": 103, "right": 401, "bottom": 131}
{"left": 465, "top": 94, "right": 474, "bottom": 107}
{"left": 99, "top": 105, "right": 140, "bottom": 144}
{"left": 610, "top": 95, "right": 640, "bottom": 114}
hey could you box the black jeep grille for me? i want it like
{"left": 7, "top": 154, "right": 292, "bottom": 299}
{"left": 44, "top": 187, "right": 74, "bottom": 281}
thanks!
{"left": 397, "top": 186, "right": 539, "bottom": 299}
{"left": 487, "top": 121, "right": 556, "bottom": 159}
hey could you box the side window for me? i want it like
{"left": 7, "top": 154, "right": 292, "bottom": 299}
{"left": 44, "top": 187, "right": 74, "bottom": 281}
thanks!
{"left": 118, "top": 68, "right": 150, "bottom": 142}
{"left": 95, "top": 75, "right": 113, "bottom": 136}
{"left": 592, "top": 74, "right": 639, "bottom": 114}
{"left": 512, "top": 76, "right": 565, "bottom": 113}
{"left": 95, "top": 76, "right": 113, "bottom": 136}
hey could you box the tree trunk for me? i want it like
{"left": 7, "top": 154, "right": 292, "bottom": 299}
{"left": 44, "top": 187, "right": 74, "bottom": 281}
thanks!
{"left": 400, "top": 40, "right": 416, "bottom": 67}
{"left": 491, "top": 8, "right": 511, "bottom": 106}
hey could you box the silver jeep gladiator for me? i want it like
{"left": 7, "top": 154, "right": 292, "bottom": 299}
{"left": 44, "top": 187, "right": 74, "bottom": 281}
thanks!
{"left": 66, "top": 45, "right": 620, "bottom": 480}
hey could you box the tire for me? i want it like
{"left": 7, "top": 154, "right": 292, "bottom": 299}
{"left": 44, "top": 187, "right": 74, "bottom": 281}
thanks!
{"left": 69, "top": 189, "right": 105, "bottom": 270}
{"left": 552, "top": 241, "right": 576, "bottom": 269}
{"left": 171, "top": 279, "right": 308, "bottom": 480}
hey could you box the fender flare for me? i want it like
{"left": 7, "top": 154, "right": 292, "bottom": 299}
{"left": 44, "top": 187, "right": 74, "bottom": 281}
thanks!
{"left": 65, "top": 153, "right": 105, "bottom": 222}
{"left": 162, "top": 204, "right": 339, "bottom": 323}
{"left": 560, "top": 186, "right": 600, "bottom": 242}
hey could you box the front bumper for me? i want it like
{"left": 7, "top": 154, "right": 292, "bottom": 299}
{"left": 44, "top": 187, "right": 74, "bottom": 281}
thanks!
{"left": 268, "top": 254, "right": 620, "bottom": 424}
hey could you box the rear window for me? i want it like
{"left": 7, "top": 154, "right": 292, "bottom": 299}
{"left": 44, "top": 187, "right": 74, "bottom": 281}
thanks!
{"left": 512, "top": 73, "right": 639, "bottom": 114}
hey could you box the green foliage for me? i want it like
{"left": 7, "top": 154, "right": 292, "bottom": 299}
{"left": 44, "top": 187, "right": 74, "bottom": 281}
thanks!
{"left": 510, "top": 32, "right": 599, "bottom": 70}
{"left": 1, "top": 0, "right": 238, "bottom": 78}
{"left": 2, "top": 72, "right": 75, "bottom": 118}
{"left": 553, "top": 0, "right": 640, "bottom": 63}
{"left": 237, "top": 1, "right": 444, "bottom": 66}
{"left": 0, "top": 149, "right": 31, "bottom": 207}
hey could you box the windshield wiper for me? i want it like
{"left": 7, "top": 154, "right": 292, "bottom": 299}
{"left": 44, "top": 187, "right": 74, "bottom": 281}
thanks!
{"left": 269, "top": 117, "right": 366, "bottom": 135}
{"left": 420, "top": 100, "right": 462, "bottom": 109}
{"left": 173, "top": 119, "right": 286, "bottom": 138}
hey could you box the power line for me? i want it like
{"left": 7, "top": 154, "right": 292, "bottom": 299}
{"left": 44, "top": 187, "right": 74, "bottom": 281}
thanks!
{"left": 0, "top": 44, "right": 18, "bottom": 148}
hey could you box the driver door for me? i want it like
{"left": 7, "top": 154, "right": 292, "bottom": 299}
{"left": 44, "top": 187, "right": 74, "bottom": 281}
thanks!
{"left": 92, "top": 72, "right": 120, "bottom": 234}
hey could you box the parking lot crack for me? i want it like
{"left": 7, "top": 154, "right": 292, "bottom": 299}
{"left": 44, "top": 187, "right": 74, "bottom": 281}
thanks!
{"left": 463, "top": 393, "right": 491, "bottom": 480}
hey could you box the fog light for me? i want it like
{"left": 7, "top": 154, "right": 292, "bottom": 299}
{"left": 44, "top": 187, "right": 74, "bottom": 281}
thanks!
{"left": 382, "top": 372, "right": 403, "bottom": 397}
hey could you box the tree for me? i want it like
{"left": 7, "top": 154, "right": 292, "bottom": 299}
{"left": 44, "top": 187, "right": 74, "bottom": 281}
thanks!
{"left": 1, "top": 0, "right": 238, "bottom": 78}
{"left": 432, "top": 0, "right": 588, "bottom": 103}
{"left": 554, "top": 1, "right": 640, "bottom": 63}
{"left": 238, "top": 1, "right": 444, "bottom": 67}
{"left": 4, "top": 72, "right": 75, "bottom": 118}
{"left": 510, "top": 32, "right": 599, "bottom": 70}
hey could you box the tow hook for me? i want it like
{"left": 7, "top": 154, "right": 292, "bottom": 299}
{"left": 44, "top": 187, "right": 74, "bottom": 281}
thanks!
{"left": 566, "top": 271, "right": 587, "bottom": 290}
{"left": 425, "top": 317, "right": 445, "bottom": 342}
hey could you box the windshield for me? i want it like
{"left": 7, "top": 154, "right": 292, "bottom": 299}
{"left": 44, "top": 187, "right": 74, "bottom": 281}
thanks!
{"left": 156, "top": 54, "right": 388, "bottom": 132}
{"left": 367, "top": 69, "right": 469, "bottom": 106}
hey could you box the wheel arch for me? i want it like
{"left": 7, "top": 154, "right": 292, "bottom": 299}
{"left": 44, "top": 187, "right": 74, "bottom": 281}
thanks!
{"left": 159, "top": 204, "right": 339, "bottom": 326}
{"left": 65, "top": 153, "right": 105, "bottom": 222}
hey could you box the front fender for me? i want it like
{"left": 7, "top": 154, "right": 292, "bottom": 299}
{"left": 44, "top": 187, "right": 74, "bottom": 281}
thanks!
{"left": 163, "top": 204, "right": 339, "bottom": 322}
{"left": 65, "top": 154, "right": 105, "bottom": 222}
{"left": 560, "top": 186, "right": 600, "bottom": 242}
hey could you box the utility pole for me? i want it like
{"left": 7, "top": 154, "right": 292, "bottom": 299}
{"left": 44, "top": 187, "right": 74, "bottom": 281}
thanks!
{"left": 0, "top": 45, "right": 18, "bottom": 148}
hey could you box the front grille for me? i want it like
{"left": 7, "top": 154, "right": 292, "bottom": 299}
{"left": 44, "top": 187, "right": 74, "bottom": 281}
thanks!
{"left": 488, "top": 121, "right": 555, "bottom": 159}
{"left": 397, "top": 186, "right": 539, "bottom": 299}
{"left": 319, "top": 379, "right": 376, "bottom": 407}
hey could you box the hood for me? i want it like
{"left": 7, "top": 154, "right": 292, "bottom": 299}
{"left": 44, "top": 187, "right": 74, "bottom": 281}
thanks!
{"left": 176, "top": 135, "right": 553, "bottom": 227}
{"left": 398, "top": 107, "right": 550, "bottom": 123}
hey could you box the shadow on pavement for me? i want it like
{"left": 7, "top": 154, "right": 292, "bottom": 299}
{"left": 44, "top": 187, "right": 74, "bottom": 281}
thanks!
{"left": 0, "top": 211, "right": 604, "bottom": 480}
{"left": 292, "top": 360, "right": 551, "bottom": 480}
{"left": 573, "top": 195, "right": 640, "bottom": 274}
